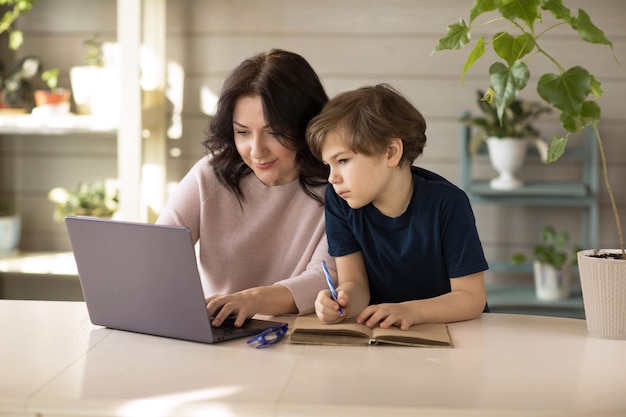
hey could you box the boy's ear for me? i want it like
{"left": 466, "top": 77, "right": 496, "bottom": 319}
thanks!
{"left": 386, "top": 138, "right": 403, "bottom": 167}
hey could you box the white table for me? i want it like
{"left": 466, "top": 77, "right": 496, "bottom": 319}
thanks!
{"left": 1, "top": 300, "right": 625, "bottom": 417}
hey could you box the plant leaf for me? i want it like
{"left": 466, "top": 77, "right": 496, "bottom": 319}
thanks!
{"left": 546, "top": 135, "right": 568, "bottom": 163}
{"left": 589, "top": 74, "right": 603, "bottom": 99}
{"left": 573, "top": 9, "right": 613, "bottom": 47}
{"left": 489, "top": 60, "right": 530, "bottom": 122}
{"left": 462, "top": 36, "right": 486, "bottom": 84}
{"left": 537, "top": 66, "right": 590, "bottom": 115}
{"left": 433, "top": 19, "right": 471, "bottom": 52}
{"left": 470, "top": 0, "right": 499, "bottom": 24}
{"left": 542, "top": 226, "right": 557, "bottom": 244}
{"left": 580, "top": 100, "right": 601, "bottom": 124}
{"left": 498, "top": 0, "right": 541, "bottom": 30}
{"left": 572, "top": 9, "right": 619, "bottom": 64}
{"left": 541, "top": 0, "right": 572, "bottom": 24}
{"left": 560, "top": 112, "right": 585, "bottom": 134}
{"left": 9, "top": 30, "right": 23, "bottom": 51}
{"left": 554, "top": 231, "right": 570, "bottom": 248}
{"left": 493, "top": 32, "right": 535, "bottom": 66}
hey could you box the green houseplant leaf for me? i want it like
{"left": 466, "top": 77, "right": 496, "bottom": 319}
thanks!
{"left": 511, "top": 226, "right": 582, "bottom": 271}
{"left": 492, "top": 32, "right": 535, "bottom": 66}
{"left": 433, "top": 0, "right": 624, "bottom": 258}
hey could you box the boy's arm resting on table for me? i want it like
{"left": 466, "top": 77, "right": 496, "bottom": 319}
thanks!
{"left": 316, "top": 251, "right": 370, "bottom": 323}
{"left": 358, "top": 271, "right": 487, "bottom": 330}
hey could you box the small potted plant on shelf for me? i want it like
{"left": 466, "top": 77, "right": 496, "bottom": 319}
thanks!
{"left": 0, "top": 55, "right": 41, "bottom": 112}
{"left": 462, "top": 89, "right": 552, "bottom": 190}
{"left": 433, "top": 0, "right": 625, "bottom": 339}
{"left": 48, "top": 179, "right": 119, "bottom": 223}
{"left": 510, "top": 226, "right": 581, "bottom": 301}
{"left": 33, "top": 68, "right": 71, "bottom": 116}
{"left": 0, "top": 0, "right": 39, "bottom": 112}
{"left": 0, "top": 201, "right": 20, "bottom": 253}
{"left": 70, "top": 33, "right": 119, "bottom": 119}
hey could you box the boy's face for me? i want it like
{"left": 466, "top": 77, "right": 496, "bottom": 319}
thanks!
{"left": 320, "top": 133, "right": 394, "bottom": 210}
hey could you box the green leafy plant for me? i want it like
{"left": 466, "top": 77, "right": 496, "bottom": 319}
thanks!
{"left": 0, "top": 1, "right": 40, "bottom": 109}
{"left": 0, "top": 55, "right": 41, "bottom": 109}
{"left": 83, "top": 33, "right": 103, "bottom": 67}
{"left": 433, "top": 0, "right": 624, "bottom": 258}
{"left": 48, "top": 179, "right": 119, "bottom": 222}
{"left": 0, "top": 200, "right": 11, "bottom": 216}
{"left": 511, "top": 226, "right": 582, "bottom": 271}
{"left": 0, "top": 0, "right": 37, "bottom": 51}
{"left": 40, "top": 68, "right": 59, "bottom": 91}
{"left": 463, "top": 89, "right": 552, "bottom": 157}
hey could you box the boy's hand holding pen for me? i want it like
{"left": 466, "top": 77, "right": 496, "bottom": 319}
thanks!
{"left": 321, "top": 260, "right": 344, "bottom": 318}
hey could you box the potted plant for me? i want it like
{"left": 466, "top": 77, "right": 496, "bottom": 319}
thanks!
{"left": 0, "top": 201, "right": 20, "bottom": 253}
{"left": 33, "top": 68, "right": 71, "bottom": 116}
{"left": 510, "top": 226, "right": 581, "bottom": 301}
{"left": 70, "top": 33, "right": 119, "bottom": 119}
{"left": 0, "top": 55, "right": 41, "bottom": 112}
{"left": 48, "top": 179, "right": 119, "bottom": 223}
{"left": 463, "top": 89, "right": 552, "bottom": 189}
{"left": 433, "top": 0, "right": 626, "bottom": 339}
{"left": 0, "top": 0, "right": 38, "bottom": 112}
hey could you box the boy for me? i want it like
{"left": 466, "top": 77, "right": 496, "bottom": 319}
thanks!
{"left": 306, "top": 84, "right": 488, "bottom": 330}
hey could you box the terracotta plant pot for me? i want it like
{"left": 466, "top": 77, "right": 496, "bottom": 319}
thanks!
{"left": 34, "top": 89, "right": 71, "bottom": 106}
{"left": 33, "top": 88, "right": 71, "bottom": 116}
{"left": 578, "top": 249, "right": 626, "bottom": 340}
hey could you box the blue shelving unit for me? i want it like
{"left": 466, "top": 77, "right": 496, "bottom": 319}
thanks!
{"left": 459, "top": 117, "right": 599, "bottom": 318}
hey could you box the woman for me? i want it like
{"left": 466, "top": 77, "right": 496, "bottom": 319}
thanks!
{"left": 157, "top": 49, "right": 334, "bottom": 327}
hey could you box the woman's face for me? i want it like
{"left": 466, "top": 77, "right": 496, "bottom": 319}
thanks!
{"left": 233, "top": 95, "right": 299, "bottom": 186}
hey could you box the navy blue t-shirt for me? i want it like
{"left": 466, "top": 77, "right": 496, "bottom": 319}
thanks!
{"left": 325, "top": 166, "right": 489, "bottom": 305}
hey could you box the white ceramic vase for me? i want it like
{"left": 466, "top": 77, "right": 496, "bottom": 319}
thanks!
{"left": 69, "top": 65, "right": 120, "bottom": 122}
{"left": 533, "top": 261, "right": 571, "bottom": 301}
{"left": 0, "top": 214, "right": 21, "bottom": 253}
{"left": 486, "top": 137, "right": 528, "bottom": 190}
{"left": 578, "top": 249, "right": 626, "bottom": 340}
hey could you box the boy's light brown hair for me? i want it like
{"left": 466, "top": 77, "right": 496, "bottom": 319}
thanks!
{"left": 306, "top": 83, "right": 427, "bottom": 166}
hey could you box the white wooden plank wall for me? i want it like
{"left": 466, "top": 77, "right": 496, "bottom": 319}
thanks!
{"left": 2, "top": 0, "right": 625, "bottom": 284}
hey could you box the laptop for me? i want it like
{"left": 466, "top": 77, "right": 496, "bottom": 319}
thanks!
{"left": 65, "top": 216, "right": 286, "bottom": 344}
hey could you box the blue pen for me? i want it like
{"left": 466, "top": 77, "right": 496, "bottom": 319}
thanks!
{"left": 321, "top": 260, "right": 343, "bottom": 316}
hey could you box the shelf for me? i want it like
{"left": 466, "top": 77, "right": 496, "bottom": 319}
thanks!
{"left": 469, "top": 181, "right": 589, "bottom": 198}
{"left": 459, "top": 122, "right": 600, "bottom": 250}
{"left": 486, "top": 282, "right": 585, "bottom": 319}
{"left": 0, "top": 252, "right": 82, "bottom": 301}
{"left": 459, "top": 119, "right": 598, "bottom": 318}
{"left": 0, "top": 114, "right": 117, "bottom": 135}
{"left": 0, "top": 1, "right": 168, "bottom": 223}
{"left": 0, "top": 251, "right": 77, "bottom": 276}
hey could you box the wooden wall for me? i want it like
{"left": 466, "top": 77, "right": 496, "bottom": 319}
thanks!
{"left": 2, "top": 0, "right": 625, "bottom": 283}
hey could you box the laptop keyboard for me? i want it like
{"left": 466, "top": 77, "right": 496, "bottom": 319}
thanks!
{"left": 212, "top": 317, "right": 249, "bottom": 335}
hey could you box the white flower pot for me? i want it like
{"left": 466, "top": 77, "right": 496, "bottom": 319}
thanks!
{"left": 533, "top": 261, "right": 571, "bottom": 301}
{"left": 486, "top": 137, "right": 528, "bottom": 190}
{"left": 578, "top": 249, "right": 626, "bottom": 340}
{"left": 0, "top": 214, "right": 21, "bottom": 253}
{"left": 70, "top": 65, "right": 120, "bottom": 122}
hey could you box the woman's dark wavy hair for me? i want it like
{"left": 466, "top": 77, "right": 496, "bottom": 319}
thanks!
{"left": 202, "top": 49, "right": 330, "bottom": 205}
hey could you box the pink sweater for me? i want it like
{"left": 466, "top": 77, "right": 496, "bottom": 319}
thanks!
{"left": 156, "top": 157, "right": 334, "bottom": 314}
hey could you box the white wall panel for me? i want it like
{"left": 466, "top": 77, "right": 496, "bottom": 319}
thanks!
{"left": 2, "top": 0, "right": 624, "bottom": 258}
